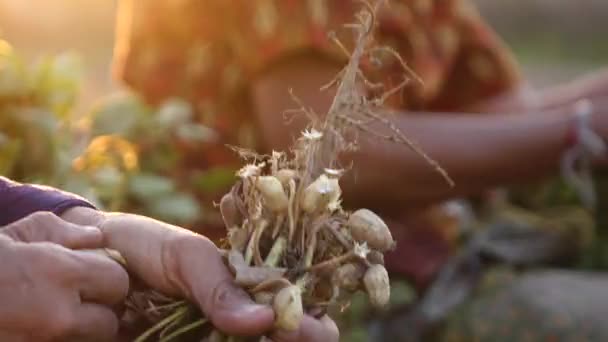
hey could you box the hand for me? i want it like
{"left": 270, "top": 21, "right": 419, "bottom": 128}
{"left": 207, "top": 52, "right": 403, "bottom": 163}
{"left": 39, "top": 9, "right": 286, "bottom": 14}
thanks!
{"left": 152, "top": 233, "right": 338, "bottom": 342}
{"left": 0, "top": 211, "right": 103, "bottom": 248}
{"left": 270, "top": 315, "right": 339, "bottom": 342}
{"left": 62, "top": 207, "right": 339, "bottom": 341}
{"left": 0, "top": 212, "right": 129, "bottom": 341}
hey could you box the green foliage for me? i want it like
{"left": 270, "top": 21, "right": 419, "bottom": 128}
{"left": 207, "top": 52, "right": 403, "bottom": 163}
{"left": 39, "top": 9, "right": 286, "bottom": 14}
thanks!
{"left": 192, "top": 167, "right": 236, "bottom": 194}
{"left": 90, "top": 93, "right": 150, "bottom": 137}
{"left": 0, "top": 41, "right": 229, "bottom": 226}
{"left": 0, "top": 41, "right": 76, "bottom": 183}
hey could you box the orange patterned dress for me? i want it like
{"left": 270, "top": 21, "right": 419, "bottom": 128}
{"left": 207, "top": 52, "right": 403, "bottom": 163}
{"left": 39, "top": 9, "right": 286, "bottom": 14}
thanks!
{"left": 113, "top": 0, "right": 521, "bottom": 288}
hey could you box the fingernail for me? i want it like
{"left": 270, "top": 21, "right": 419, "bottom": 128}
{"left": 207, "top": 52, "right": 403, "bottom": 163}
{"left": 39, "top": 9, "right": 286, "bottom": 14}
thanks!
{"left": 82, "top": 225, "right": 102, "bottom": 233}
{"left": 233, "top": 303, "right": 269, "bottom": 318}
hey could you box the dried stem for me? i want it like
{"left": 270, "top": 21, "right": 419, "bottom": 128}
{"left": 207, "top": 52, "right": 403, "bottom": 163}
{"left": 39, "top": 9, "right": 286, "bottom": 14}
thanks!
{"left": 147, "top": 300, "right": 187, "bottom": 313}
{"left": 264, "top": 236, "right": 287, "bottom": 267}
{"left": 253, "top": 220, "right": 269, "bottom": 266}
{"left": 287, "top": 179, "right": 297, "bottom": 243}
{"left": 159, "top": 318, "right": 207, "bottom": 342}
{"left": 134, "top": 306, "right": 189, "bottom": 342}
{"left": 244, "top": 220, "right": 261, "bottom": 265}
{"left": 272, "top": 214, "right": 285, "bottom": 239}
{"left": 250, "top": 277, "right": 292, "bottom": 294}
{"left": 287, "top": 88, "right": 319, "bottom": 124}
{"left": 343, "top": 108, "right": 454, "bottom": 186}
{"left": 366, "top": 46, "right": 423, "bottom": 85}
{"left": 299, "top": 215, "right": 310, "bottom": 255}
{"left": 327, "top": 32, "right": 351, "bottom": 58}
{"left": 327, "top": 224, "right": 353, "bottom": 250}
{"left": 320, "top": 67, "right": 346, "bottom": 92}
{"left": 306, "top": 250, "right": 357, "bottom": 273}
{"left": 304, "top": 218, "right": 332, "bottom": 268}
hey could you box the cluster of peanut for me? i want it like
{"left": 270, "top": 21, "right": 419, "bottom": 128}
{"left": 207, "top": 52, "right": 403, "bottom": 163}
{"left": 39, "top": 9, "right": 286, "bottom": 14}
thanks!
{"left": 219, "top": 154, "right": 394, "bottom": 331}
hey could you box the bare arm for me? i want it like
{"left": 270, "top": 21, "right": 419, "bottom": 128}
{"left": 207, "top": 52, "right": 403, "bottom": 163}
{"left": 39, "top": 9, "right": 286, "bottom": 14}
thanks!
{"left": 251, "top": 55, "right": 608, "bottom": 213}
{"left": 539, "top": 69, "right": 608, "bottom": 109}
{"left": 476, "top": 69, "right": 608, "bottom": 112}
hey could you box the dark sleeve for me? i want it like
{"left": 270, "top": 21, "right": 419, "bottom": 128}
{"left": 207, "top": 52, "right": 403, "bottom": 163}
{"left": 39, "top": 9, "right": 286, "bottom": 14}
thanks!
{"left": 0, "top": 177, "right": 97, "bottom": 226}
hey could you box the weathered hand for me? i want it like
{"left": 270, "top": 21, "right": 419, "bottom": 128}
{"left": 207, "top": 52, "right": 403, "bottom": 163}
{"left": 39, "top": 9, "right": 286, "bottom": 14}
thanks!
{"left": 0, "top": 212, "right": 129, "bottom": 341}
{"left": 0, "top": 211, "right": 103, "bottom": 248}
{"left": 62, "top": 207, "right": 339, "bottom": 341}
{"left": 270, "top": 314, "right": 339, "bottom": 342}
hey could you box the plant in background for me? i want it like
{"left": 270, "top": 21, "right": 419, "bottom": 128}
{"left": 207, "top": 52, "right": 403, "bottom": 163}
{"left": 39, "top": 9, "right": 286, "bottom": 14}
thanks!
{"left": 0, "top": 39, "right": 81, "bottom": 183}
{"left": 0, "top": 39, "right": 218, "bottom": 226}
{"left": 75, "top": 93, "right": 217, "bottom": 224}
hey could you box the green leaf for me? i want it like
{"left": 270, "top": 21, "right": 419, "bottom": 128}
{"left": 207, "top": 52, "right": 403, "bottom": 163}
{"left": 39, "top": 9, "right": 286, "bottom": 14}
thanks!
{"left": 0, "top": 138, "right": 21, "bottom": 175}
{"left": 192, "top": 167, "right": 236, "bottom": 194}
{"left": 0, "top": 131, "right": 8, "bottom": 145}
{"left": 0, "top": 51, "right": 28, "bottom": 98}
{"left": 176, "top": 123, "right": 218, "bottom": 143}
{"left": 138, "top": 144, "right": 180, "bottom": 173}
{"left": 34, "top": 52, "right": 83, "bottom": 118}
{"left": 61, "top": 174, "right": 91, "bottom": 195}
{"left": 18, "top": 107, "right": 59, "bottom": 134}
{"left": 389, "top": 280, "right": 416, "bottom": 306}
{"left": 10, "top": 107, "right": 59, "bottom": 176}
{"left": 129, "top": 173, "right": 176, "bottom": 199}
{"left": 92, "top": 166, "right": 123, "bottom": 189}
{"left": 345, "top": 291, "right": 369, "bottom": 321}
{"left": 146, "top": 192, "right": 200, "bottom": 224}
{"left": 156, "top": 98, "right": 192, "bottom": 128}
{"left": 90, "top": 93, "right": 150, "bottom": 136}
{"left": 61, "top": 175, "right": 104, "bottom": 209}
{"left": 49, "top": 52, "right": 82, "bottom": 85}
{"left": 341, "top": 326, "right": 369, "bottom": 342}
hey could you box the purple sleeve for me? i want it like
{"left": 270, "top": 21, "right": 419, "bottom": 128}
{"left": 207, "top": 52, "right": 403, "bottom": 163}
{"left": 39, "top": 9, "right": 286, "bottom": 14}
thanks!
{"left": 0, "top": 176, "right": 97, "bottom": 226}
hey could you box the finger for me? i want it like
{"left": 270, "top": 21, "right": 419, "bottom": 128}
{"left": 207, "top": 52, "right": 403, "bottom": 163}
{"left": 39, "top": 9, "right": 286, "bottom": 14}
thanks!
{"left": 68, "top": 303, "right": 119, "bottom": 341}
{"left": 0, "top": 211, "right": 103, "bottom": 249}
{"left": 0, "top": 331, "right": 27, "bottom": 342}
{"left": 176, "top": 236, "right": 275, "bottom": 336}
{"left": 270, "top": 315, "right": 339, "bottom": 342}
{"left": 71, "top": 250, "right": 130, "bottom": 306}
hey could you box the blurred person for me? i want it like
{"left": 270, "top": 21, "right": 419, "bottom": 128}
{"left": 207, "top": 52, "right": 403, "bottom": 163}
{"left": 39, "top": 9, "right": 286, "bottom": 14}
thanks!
{"left": 0, "top": 176, "right": 338, "bottom": 342}
{"left": 112, "top": 0, "right": 608, "bottom": 340}
{"left": 113, "top": 0, "right": 608, "bottom": 287}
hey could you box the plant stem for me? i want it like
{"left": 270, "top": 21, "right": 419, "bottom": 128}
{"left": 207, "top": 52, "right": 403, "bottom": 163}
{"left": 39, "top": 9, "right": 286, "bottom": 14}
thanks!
{"left": 327, "top": 224, "right": 353, "bottom": 249}
{"left": 303, "top": 219, "right": 323, "bottom": 268}
{"left": 305, "top": 251, "right": 356, "bottom": 273}
{"left": 287, "top": 179, "right": 296, "bottom": 244}
{"left": 134, "top": 306, "right": 188, "bottom": 342}
{"left": 253, "top": 220, "right": 268, "bottom": 266}
{"left": 264, "top": 236, "right": 286, "bottom": 267}
{"left": 272, "top": 214, "right": 285, "bottom": 239}
{"left": 150, "top": 300, "right": 187, "bottom": 313}
{"left": 245, "top": 219, "right": 267, "bottom": 265}
{"left": 159, "top": 318, "right": 207, "bottom": 342}
{"left": 251, "top": 277, "right": 292, "bottom": 294}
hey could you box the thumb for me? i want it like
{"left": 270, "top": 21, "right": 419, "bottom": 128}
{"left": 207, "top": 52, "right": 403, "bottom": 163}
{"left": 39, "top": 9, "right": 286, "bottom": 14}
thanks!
{"left": 271, "top": 315, "right": 340, "bottom": 342}
{"left": 174, "top": 237, "right": 275, "bottom": 336}
{"left": 0, "top": 211, "right": 103, "bottom": 249}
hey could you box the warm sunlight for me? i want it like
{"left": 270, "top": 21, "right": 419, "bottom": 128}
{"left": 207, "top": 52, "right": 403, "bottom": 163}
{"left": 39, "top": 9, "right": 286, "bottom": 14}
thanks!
{"left": 0, "top": 1, "right": 606, "bottom": 341}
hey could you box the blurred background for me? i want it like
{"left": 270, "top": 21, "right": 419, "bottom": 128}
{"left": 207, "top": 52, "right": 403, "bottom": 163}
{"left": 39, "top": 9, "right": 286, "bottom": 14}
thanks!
{"left": 0, "top": 0, "right": 117, "bottom": 110}
{"left": 1, "top": 0, "right": 606, "bottom": 107}
{"left": 1, "top": 1, "right": 607, "bottom": 341}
